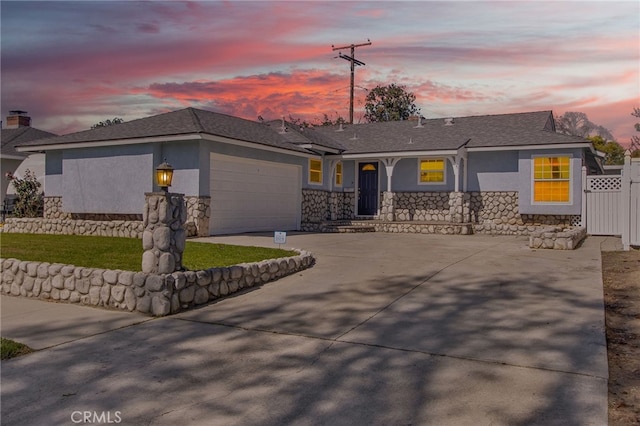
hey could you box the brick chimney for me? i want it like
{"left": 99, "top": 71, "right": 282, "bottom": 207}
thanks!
{"left": 5, "top": 110, "right": 31, "bottom": 128}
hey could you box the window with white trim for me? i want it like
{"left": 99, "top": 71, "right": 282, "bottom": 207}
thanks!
{"left": 418, "top": 158, "right": 445, "bottom": 184}
{"left": 309, "top": 158, "right": 323, "bottom": 184}
{"left": 533, "top": 156, "right": 570, "bottom": 203}
{"left": 335, "top": 162, "right": 343, "bottom": 186}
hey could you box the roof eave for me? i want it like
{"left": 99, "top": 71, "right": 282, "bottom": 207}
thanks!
{"left": 16, "top": 133, "right": 204, "bottom": 152}
{"left": 337, "top": 149, "right": 459, "bottom": 159}
{"left": 297, "top": 143, "right": 342, "bottom": 154}
{"left": 1, "top": 153, "right": 28, "bottom": 160}
{"left": 466, "top": 142, "right": 592, "bottom": 152}
{"left": 200, "top": 134, "right": 314, "bottom": 158}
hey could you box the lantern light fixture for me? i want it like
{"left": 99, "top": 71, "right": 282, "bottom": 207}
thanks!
{"left": 155, "top": 159, "right": 174, "bottom": 192}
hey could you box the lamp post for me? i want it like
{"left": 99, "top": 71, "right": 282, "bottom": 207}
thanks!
{"left": 155, "top": 160, "right": 174, "bottom": 192}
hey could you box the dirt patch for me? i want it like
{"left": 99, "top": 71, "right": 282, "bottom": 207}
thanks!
{"left": 602, "top": 249, "right": 640, "bottom": 425}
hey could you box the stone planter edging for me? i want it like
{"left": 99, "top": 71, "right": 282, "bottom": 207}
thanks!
{"left": 0, "top": 249, "right": 314, "bottom": 317}
{"left": 528, "top": 226, "right": 587, "bottom": 250}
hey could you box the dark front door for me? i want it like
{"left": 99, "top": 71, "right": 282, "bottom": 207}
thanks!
{"left": 358, "top": 162, "right": 378, "bottom": 216}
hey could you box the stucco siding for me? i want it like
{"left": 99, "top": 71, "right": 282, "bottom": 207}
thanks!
{"left": 62, "top": 145, "right": 154, "bottom": 214}
{"left": 388, "top": 158, "right": 455, "bottom": 192}
{"left": 157, "top": 141, "right": 201, "bottom": 196}
{"left": 466, "top": 151, "right": 519, "bottom": 192}
{"left": 341, "top": 160, "right": 357, "bottom": 192}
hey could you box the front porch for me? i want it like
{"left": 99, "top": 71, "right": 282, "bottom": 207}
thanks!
{"left": 301, "top": 189, "right": 579, "bottom": 236}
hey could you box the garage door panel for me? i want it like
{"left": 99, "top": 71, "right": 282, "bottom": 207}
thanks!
{"left": 209, "top": 154, "right": 301, "bottom": 235}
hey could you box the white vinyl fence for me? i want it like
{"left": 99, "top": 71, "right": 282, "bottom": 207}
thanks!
{"left": 582, "top": 151, "right": 639, "bottom": 250}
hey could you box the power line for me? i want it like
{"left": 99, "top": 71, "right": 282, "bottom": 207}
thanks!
{"left": 332, "top": 39, "right": 371, "bottom": 124}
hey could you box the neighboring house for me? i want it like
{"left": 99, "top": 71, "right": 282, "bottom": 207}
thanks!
{"left": 1, "top": 111, "right": 56, "bottom": 209}
{"left": 15, "top": 107, "right": 602, "bottom": 236}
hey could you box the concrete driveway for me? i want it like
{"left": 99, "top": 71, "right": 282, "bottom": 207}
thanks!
{"left": 1, "top": 233, "right": 609, "bottom": 425}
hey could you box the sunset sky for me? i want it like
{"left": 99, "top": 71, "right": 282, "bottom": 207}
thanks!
{"left": 1, "top": 1, "right": 638, "bottom": 146}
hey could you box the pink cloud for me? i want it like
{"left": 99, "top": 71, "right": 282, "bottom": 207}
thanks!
{"left": 138, "top": 70, "right": 353, "bottom": 123}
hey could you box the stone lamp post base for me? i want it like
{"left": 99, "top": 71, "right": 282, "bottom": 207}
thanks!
{"left": 142, "top": 192, "right": 187, "bottom": 274}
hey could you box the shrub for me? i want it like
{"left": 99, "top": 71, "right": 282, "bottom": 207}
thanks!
{"left": 7, "top": 169, "right": 43, "bottom": 218}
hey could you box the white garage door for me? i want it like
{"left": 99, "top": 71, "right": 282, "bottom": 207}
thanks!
{"left": 209, "top": 153, "right": 301, "bottom": 235}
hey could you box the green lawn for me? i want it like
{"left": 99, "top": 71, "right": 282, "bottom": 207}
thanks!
{"left": 0, "top": 233, "right": 297, "bottom": 271}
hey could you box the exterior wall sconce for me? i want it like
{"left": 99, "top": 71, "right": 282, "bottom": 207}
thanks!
{"left": 155, "top": 160, "right": 174, "bottom": 192}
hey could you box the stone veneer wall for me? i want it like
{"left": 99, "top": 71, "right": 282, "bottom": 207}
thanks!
{"left": 393, "top": 192, "right": 452, "bottom": 221}
{"left": 32, "top": 192, "right": 577, "bottom": 237}
{"left": 30, "top": 195, "right": 211, "bottom": 238}
{"left": 470, "top": 191, "right": 577, "bottom": 235}
{"left": 43, "top": 196, "right": 71, "bottom": 219}
{"left": 344, "top": 190, "right": 576, "bottom": 236}
{"left": 1, "top": 250, "right": 314, "bottom": 317}
{"left": 44, "top": 197, "right": 141, "bottom": 221}
{"left": 184, "top": 196, "right": 211, "bottom": 237}
{"left": 301, "top": 189, "right": 355, "bottom": 229}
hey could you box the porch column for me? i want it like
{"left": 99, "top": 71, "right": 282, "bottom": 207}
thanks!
{"left": 328, "top": 160, "right": 339, "bottom": 220}
{"left": 447, "top": 147, "right": 467, "bottom": 193}
{"left": 142, "top": 192, "right": 187, "bottom": 274}
{"left": 381, "top": 158, "right": 400, "bottom": 221}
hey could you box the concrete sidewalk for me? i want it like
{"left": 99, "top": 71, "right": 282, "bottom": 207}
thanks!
{"left": 1, "top": 233, "right": 610, "bottom": 425}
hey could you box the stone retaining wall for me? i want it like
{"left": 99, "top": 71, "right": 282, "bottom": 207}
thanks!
{"left": 1, "top": 250, "right": 314, "bottom": 317}
{"left": 529, "top": 226, "right": 587, "bottom": 250}
{"left": 2, "top": 218, "right": 144, "bottom": 238}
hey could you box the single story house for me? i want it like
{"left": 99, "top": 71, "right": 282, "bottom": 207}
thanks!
{"left": 15, "top": 107, "right": 602, "bottom": 236}
{"left": 1, "top": 111, "right": 56, "bottom": 209}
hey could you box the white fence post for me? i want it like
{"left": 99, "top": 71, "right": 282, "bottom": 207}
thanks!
{"left": 621, "top": 151, "right": 632, "bottom": 251}
{"left": 580, "top": 166, "right": 587, "bottom": 228}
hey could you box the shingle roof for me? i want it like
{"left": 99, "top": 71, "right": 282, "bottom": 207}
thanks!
{"left": 263, "top": 119, "right": 346, "bottom": 152}
{"left": 15, "top": 108, "right": 590, "bottom": 156}
{"left": 312, "top": 111, "right": 590, "bottom": 154}
{"left": 1, "top": 126, "right": 57, "bottom": 158}
{"left": 16, "top": 108, "right": 310, "bottom": 154}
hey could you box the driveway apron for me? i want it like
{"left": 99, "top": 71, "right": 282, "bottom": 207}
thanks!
{"left": 0, "top": 233, "right": 608, "bottom": 426}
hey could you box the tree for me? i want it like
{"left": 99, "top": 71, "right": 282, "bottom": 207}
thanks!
{"left": 317, "top": 113, "right": 347, "bottom": 127}
{"left": 555, "top": 111, "right": 623, "bottom": 163}
{"left": 364, "top": 84, "right": 420, "bottom": 122}
{"left": 283, "top": 114, "right": 347, "bottom": 128}
{"left": 285, "top": 115, "right": 313, "bottom": 129}
{"left": 91, "top": 117, "right": 124, "bottom": 129}
{"left": 588, "top": 135, "right": 626, "bottom": 165}
{"left": 555, "top": 111, "right": 613, "bottom": 140}
{"left": 7, "top": 169, "right": 43, "bottom": 217}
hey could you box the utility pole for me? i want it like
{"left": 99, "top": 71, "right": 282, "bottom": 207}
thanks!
{"left": 332, "top": 39, "right": 371, "bottom": 124}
